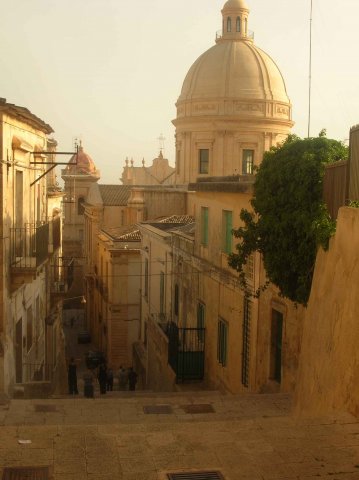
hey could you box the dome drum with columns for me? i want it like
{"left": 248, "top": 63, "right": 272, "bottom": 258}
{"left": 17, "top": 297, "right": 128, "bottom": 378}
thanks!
{"left": 173, "top": 0, "right": 293, "bottom": 184}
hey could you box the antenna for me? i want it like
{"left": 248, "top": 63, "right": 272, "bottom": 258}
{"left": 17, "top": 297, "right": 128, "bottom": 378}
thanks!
{"left": 308, "top": 0, "right": 313, "bottom": 138}
{"left": 157, "top": 133, "right": 166, "bottom": 155}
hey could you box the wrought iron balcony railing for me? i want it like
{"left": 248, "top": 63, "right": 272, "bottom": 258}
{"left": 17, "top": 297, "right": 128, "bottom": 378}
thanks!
{"left": 11, "top": 222, "right": 49, "bottom": 268}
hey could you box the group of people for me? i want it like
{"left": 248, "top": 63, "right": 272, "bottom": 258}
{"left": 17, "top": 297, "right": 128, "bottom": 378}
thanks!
{"left": 67, "top": 358, "right": 138, "bottom": 396}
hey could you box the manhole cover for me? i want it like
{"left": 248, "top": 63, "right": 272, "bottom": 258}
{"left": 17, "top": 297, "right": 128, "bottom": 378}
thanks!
{"left": 2, "top": 466, "right": 50, "bottom": 479}
{"left": 181, "top": 404, "right": 215, "bottom": 414}
{"left": 34, "top": 405, "right": 57, "bottom": 413}
{"left": 143, "top": 405, "right": 173, "bottom": 414}
{"left": 167, "top": 471, "right": 224, "bottom": 479}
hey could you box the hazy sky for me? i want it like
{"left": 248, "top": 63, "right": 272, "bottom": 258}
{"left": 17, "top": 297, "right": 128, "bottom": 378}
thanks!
{"left": 1, "top": 0, "right": 358, "bottom": 183}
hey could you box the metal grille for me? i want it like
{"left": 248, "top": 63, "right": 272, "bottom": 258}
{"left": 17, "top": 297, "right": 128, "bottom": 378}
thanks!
{"left": 181, "top": 404, "right": 214, "bottom": 414}
{"left": 143, "top": 405, "right": 173, "bottom": 414}
{"left": 167, "top": 471, "right": 224, "bottom": 480}
{"left": 2, "top": 466, "right": 50, "bottom": 479}
{"left": 242, "top": 298, "right": 251, "bottom": 388}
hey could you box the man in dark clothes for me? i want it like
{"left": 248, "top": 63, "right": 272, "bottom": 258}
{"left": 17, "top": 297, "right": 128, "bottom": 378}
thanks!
{"left": 128, "top": 367, "right": 138, "bottom": 391}
{"left": 98, "top": 362, "right": 107, "bottom": 394}
{"left": 68, "top": 357, "right": 78, "bottom": 395}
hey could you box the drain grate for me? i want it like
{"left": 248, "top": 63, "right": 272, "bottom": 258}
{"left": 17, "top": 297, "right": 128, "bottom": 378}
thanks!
{"left": 167, "top": 471, "right": 224, "bottom": 480}
{"left": 34, "top": 405, "right": 57, "bottom": 413}
{"left": 143, "top": 404, "right": 173, "bottom": 414}
{"left": 181, "top": 404, "right": 215, "bottom": 414}
{"left": 2, "top": 466, "right": 50, "bottom": 479}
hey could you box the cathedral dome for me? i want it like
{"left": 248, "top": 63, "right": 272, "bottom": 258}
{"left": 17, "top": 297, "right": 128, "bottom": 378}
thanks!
{"left": 64, "top": 144, "right": 98, "bottom": 176}
{"left": 175, "top": 0, "right": 291, "bottom": 123}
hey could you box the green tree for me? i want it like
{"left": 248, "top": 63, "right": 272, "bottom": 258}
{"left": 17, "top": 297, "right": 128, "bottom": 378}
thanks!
{"left": 228, "top": 134, "right": 348, "bottom": 305}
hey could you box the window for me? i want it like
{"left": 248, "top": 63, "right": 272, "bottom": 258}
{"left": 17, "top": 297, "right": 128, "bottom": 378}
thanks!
{"left": 242, "top": 298, "right": 252, "bottom": 387}
{"left": 227, "top": 17, "right": 232, "bottom": 32}
{"left": 174, "top": 284, "right": 179, "bottom": 317}
{"left": 217, "top": 318, "right": 228, "bottom": 366}
{"left": 27, "top": 306, "right": 33, "bottom": 353}
{"left": 242, "top": 149, "right": 254, "bottom": 174}
{"left": 197, "top": 302, "right": 205, "bottom": 343}
{"left": 200, "top": 207, "right": 209, "bottom": 246}
{"left": 199, "top": 149, "right": 209, "bottom": 174}
{"left": 160, "top": 272, "right": 165, "bottom": 315}
{"left": 144, "top": 258, "right": 149, "bottom": 298}
{"left": 236, "top": 16, "right": 241, "bottom": 32}
{"left": 78, "top": 196, "right": 85, "bottom": 215}
{"left": 176, "top": 150, "right": 180, "bottom": 174}
{"left": 222, "top": 210, "right": 233, "bottom": 254}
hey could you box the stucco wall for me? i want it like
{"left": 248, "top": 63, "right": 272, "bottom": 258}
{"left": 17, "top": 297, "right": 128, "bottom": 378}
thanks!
{"left": 294, "top": 207, "right": 359, "bottom": 417}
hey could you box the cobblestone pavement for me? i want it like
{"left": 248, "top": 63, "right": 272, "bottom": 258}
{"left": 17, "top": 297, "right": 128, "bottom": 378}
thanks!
{"left": 0, "top": 392, "right": 359, "bottom": 479}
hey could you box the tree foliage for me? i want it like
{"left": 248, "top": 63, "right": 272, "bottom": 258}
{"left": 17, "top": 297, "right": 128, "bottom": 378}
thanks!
{"left": 228, "top": 134, "right": 348, "bottom": 305}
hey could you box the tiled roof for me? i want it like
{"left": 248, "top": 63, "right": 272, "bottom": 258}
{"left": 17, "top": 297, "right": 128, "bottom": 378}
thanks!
{"left": 158, "top": 215, "right": 195, "bottom": 224}
{"left": 171, "top": 222, "right": 196, "bottom": 236}
{"left": 102, "top": 225, "right": 141, "bottom": 242}
{"left": 98, "top": 185, "right": 131, "bottom": 206}
{"left": 0, "top": 98, "right": 53, "bottom": 134}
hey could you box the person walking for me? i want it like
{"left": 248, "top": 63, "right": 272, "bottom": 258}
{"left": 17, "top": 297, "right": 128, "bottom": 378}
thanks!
{"left": 106, "top": 366, "right": 114, "bottom": 391}
{"left": 118, "top": 365, "right": 128, "bottom": 391}
{"left": 128, "top": 367, "right": 138, "bottom": 391}
{"left": 68, "top": 357, "right": 78, "bottom": 395}
{"left": 98, "top": 362, "right": 107, "bottom": 394}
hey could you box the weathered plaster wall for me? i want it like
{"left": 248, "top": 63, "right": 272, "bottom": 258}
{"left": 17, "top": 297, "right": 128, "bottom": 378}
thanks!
{"left": 294, "top": 207, "right": 359, "bottom": 417}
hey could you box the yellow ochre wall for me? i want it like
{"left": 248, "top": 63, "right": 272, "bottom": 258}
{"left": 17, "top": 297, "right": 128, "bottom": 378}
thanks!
{"left": 294, "top": 207, "right": 359, "bottom": 416}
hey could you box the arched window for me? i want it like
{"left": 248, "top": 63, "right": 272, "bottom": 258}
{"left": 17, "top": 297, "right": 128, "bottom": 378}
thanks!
{"left": 227, "top": 17, "right": 232, "bottom": 32}
{"left": 77, "top": 196, "right": 85, "bottom": 215}
{"left": 236, "top": 17, "right": 241, "bottom": 32}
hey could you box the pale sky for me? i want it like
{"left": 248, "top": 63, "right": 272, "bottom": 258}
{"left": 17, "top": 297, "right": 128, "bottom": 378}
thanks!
{"left": 1, "top": 0, "right": 358, "bottom": 182}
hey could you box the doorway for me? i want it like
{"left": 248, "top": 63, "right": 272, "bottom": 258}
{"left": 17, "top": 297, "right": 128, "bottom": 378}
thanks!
{"left": 15, "top": 319, "right": 23, "bottom": 383}
{"left": 270, "top": 309, "right": 283, "bottom": 383}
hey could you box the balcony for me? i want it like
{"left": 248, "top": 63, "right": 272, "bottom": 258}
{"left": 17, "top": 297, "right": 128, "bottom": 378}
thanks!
{"left": 10, "top": 219, "right": 60, "bottom": 290}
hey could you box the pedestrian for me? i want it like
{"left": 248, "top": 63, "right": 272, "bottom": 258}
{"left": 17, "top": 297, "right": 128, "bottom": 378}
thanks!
{"left": 98, "top": 362, "right": 107, "bottom": 394}
{"left": 118, "top": 365, "right": 128, "bottom": 391}
{"left": 68, "top": 357, "right": 78, "bottom": 395}
{"left": 83, "top": 369, "right": 94, "bottom": 398}
{"left": 106, "top": 366, "right": 114, "bottom": 391}
{"left": 128, "top": 367, "right": 138, "bottom": 391}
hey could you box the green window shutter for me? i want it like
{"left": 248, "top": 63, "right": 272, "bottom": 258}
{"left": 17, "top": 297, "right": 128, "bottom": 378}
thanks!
{"left": 222, "top": 211, "right": 233, "bottom": 254}
{"left": 201, "top": 207, "right": 209, "bottom": 246}
{"left": 217, "top": 318, "right": 228, "bottom": 366}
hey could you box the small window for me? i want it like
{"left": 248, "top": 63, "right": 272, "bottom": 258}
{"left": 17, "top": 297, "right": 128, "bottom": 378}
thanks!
{"left": 227, "top": 17, "right": 232, "bottom": 32}
{"left": 199, "top": 149, "right": 209, "bottom": 174}
{"left": 200, "top": 207, "right": 209, "bottom": 246}
{"left": 236, "top": 16, "right": 241, "bottom": 32}
{"left": 78, "top": 196, "right": 85, "bottom": 215}
{"left": 144, "top": 258, "right": 149, "bottom": 298}
{"left": 176, "top": 150, "right": 180, "bottom": 174}
{"left": 174, "top": 284, "right": 179, "bottom": 316}
{"left": 242, "top": 149, "right": 254, "bottom": 175}
{"left": 222, "top": 210, "right": 233, "bottom": 254}
{"left": 217, "top": 318, "right": 228, "bottom": 366}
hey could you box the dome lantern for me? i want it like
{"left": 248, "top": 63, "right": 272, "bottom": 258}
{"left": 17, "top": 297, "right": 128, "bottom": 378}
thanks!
{"left": 220, "top": 0, "right": 251, "bottom": 42}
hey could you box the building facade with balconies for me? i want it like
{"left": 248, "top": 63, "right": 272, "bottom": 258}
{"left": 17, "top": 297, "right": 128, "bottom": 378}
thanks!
{"left": 0, "top": 98, "right": 63, "bottom": 396}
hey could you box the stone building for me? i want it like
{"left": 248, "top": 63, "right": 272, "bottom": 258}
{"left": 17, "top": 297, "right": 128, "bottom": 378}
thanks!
{"left": 136, "top": 0, "right": 304, "bottom": 394}
{"left": 0, "top": 98, "right": 63, "bottom": 396}
{"left": 121, "top": 151, "right": 175, "bottom": 186}
{"left": 61, "top": 143, "right": 100, "bottom": 299}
